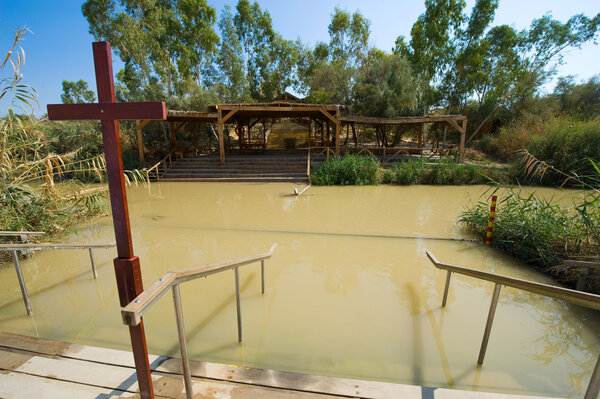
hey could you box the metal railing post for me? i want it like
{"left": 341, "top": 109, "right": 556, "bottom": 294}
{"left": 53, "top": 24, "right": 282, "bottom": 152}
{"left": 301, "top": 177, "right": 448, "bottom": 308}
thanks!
{"left": 442, "top": 271, "right": 452, "bottom": 307}
{"left": 478, "top": 283, "right": 501, "bottom": 365}
{"left": 261, "top": 260, "right": 265, "bottom": 294}
{"left": 12, "top": 250, "right": 32, "bottom": 315}
{"left": 88, "top": 248, "right": 98, "bottom": 279}
{"left": 172, "top": 284, "right": 193, "bottom": 399}
{"left": 584, "top": 354, "right": 600, "bottom": 399}
{"left": 234, "top": 267, "right": 243, "bottom": 342}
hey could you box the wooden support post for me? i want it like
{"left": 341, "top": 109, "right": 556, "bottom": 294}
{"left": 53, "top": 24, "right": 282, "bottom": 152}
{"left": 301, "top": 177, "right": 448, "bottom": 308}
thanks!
{"left": 459, "top": 120, "right": 467, "bottom": 163}
{"left": 478, "top": 283, "right": 501, "bottom": 365}
{"left": 217, "top": 106, "right": 225, "bottom": 165}
{"left": 417, "top": 123, "right": 424, "bottom": 150}
{"left": 169, "top": 122, "right": 176, "bottom": 150}
{"left": 136, "top": 120, "right": 150, "bottom": 167}
{"left": 335, "top": 107, "right": 341, "bottom": 155}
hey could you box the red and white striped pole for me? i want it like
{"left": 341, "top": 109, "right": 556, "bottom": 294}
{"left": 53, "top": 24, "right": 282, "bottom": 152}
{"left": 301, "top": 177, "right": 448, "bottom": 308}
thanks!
{"left": 485, "top": 195, "right": 497, "bottom": 245}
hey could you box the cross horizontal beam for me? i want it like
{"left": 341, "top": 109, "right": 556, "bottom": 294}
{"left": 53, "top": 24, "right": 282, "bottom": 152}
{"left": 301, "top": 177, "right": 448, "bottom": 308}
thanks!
{"left": 47, "top": 102, "right": 167, "bottom": 121}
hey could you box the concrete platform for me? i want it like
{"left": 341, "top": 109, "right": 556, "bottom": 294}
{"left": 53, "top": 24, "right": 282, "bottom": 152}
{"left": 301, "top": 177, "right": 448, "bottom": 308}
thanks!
{"left": 0, "top": 332, "right": 558, "bottom": 399}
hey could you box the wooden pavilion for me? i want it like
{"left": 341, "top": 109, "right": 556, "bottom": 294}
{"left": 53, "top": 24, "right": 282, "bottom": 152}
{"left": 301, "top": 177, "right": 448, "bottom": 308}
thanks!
{"left": 135, "top": 101, "right": 468, "bottom": 165}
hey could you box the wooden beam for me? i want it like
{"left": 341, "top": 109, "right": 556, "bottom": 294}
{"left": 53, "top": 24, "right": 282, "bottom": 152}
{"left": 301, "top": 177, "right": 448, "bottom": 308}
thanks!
{"left": 48, "top": 102, "right": 166, "bottom": 121}
{"left": 320, "top": 109, "right": 338, "bottom": 125}
{"left": 444, "top": 117, "right": 463, "bottom": 134}
{"left": 221, "top": 109, "right": 238, "bottom": 124}
{"left": 173, "top": 121, "right": 187, "bottom": 134}
{"left": 217, "top": 105, "right": 338, "bottom": 113}
{"left": 339, "top": 114, "right": 466, "bottom": 125}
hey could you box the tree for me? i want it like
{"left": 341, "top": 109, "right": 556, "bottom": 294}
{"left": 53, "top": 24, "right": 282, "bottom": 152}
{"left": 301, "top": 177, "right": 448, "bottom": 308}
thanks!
{"left": 61, "top": 80, "right": 96, "bottom": 104}
{"left": 395, "top": 0, "right": 465, "bottom": 114}
{"left": 233, "top": 0, "right": 300, "bottom": 101}
{"left": 352, "top": 52, "right": 417, "bottom": 118}
{"left": 82, "top": 0, "right": 219, "bottom": 100}
{"left": 215, "top": 5, "right": 248, "bottom": 102}
{"left": 328, "top": 7, "right": 370, "bottom": 68}
{"left": 303, "top": 8, "right": 371, "bottom": 105}
{"left": 306, "top": 61, "right": 354, "bottom": 104}
{"left": 553, "top": 75, "right": 600, "bottom": 119}
{"left": 465, "top": 12, "right": 600, "bottom": 141}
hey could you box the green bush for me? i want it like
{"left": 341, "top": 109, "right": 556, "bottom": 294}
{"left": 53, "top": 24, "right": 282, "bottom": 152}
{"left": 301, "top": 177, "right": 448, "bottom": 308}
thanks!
{"left": 311, "top": 155, "right": 380, "bottom": 185}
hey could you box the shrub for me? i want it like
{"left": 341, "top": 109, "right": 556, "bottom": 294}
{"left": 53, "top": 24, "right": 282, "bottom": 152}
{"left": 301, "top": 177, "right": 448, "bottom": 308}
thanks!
{"left": 475, "top": 113, "right": 547, "bottom": 161}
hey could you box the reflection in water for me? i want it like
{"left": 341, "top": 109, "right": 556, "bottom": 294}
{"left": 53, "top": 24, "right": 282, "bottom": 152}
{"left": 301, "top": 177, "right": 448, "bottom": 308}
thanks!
{"left": 0, "top": 183, "right": 598, "bottom": 398}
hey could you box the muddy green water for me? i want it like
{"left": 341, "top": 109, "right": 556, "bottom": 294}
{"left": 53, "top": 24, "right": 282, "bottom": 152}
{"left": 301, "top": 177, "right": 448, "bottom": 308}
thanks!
{"left": 0, "top": 183, "right": 598, "bottom": 397}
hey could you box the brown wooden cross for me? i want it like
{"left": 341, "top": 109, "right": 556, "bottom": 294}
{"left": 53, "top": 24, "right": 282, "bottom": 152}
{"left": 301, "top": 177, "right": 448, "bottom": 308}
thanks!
{"left": 47, "top": 42, "right": 166, "bottom": 399}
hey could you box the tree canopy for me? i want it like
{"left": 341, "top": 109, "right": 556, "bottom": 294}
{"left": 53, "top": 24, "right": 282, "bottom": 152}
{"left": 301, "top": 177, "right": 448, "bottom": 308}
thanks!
{"left": 73, "top": 0, "right": 600, "bottom": 136}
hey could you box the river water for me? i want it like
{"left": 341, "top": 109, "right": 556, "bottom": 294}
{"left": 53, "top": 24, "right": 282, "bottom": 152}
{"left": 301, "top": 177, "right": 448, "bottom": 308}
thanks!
{"left": 0, "top": 183, "right": 598, "bottom": 397}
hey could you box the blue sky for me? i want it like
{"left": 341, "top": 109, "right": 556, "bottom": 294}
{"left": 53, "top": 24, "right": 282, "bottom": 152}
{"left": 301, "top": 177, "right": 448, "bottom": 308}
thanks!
{"left": 1, "top": 0, "right": 598, "bottom": 116}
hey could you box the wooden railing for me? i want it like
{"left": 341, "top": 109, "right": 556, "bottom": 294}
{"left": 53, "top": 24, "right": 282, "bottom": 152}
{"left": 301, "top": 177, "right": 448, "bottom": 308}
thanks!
{"left": 0, "top": 241, "right": 116, "bottom": 315}
{"left": 426, "top": 250, "right": 600, "bottom": 399}
{"left": 146, "top": 148, "right": 176, "bottom": 183}
{"left": 312, "top": 146, "right": 334, "bottom": 161}
{"left": 121, "top": 243, "right": 277, "bottom": 399}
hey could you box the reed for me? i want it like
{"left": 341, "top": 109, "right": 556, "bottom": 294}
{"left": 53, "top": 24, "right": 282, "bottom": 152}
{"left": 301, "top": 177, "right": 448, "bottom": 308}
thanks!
{"left": 459, "top": 159, "right": 600, "bottom": 292}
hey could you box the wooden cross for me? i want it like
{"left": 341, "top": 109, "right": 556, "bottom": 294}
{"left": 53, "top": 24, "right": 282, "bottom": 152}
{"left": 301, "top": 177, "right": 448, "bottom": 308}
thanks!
{"left": 47, "top": 42, "right": 166, "bottom": 399}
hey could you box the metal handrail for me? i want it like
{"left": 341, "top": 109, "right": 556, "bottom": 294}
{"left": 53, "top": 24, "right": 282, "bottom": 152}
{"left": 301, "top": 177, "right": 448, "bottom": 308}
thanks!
{"left": 1, "top": 241, "right": 116, "bottom": 315}
{"left": 121, "top": 243, "right": 277, "bottom": 399}
{"left": 146, "top": 148, "right": 176, "bottom": 182}
{"left": 426, "top": 250, "right": 600, "bottom": 399}
{"left": 0, "top": 231, "right": 46, "bottom": 237}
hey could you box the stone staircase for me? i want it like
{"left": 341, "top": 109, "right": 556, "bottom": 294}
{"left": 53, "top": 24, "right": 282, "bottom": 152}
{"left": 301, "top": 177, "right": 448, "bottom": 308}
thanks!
{"left": 151, "top": 153, "right": 309, "bottom": 183}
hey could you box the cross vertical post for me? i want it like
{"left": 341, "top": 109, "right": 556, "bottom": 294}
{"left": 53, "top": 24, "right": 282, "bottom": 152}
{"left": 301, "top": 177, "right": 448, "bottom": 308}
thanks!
{"left": 92, "top": 41, "right": 154, "bottom": 399}
{"left": 47, "top": 41, "right": 167, "bottom": 399}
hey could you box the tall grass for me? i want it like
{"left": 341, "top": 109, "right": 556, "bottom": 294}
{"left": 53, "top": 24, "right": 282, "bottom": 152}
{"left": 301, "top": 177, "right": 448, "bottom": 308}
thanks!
{"left": 0, "top": 30, "right": 108, "bottom": 239}
{"left": 382, "top": 158, "right": 507, "bottom": 185}
{"left": 311, "top": 155, "right": 380, "bottom": 185}
{"left": 525, "top": 118, "right": 600, "bottom": 186}
{"left": 459, "top": 161, "right": 600, "bottom": 292}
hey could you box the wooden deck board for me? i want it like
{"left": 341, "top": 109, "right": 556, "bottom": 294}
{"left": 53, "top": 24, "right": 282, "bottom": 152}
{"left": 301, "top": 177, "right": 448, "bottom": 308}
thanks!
{"left": 0, "top": 372, "right": 139, "bottom": 399}
{"left": 0, "top": 332, "right": 70, "bottom": 356}
{"left": 0, "top": 333, "right": 559, "bottom": 399}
